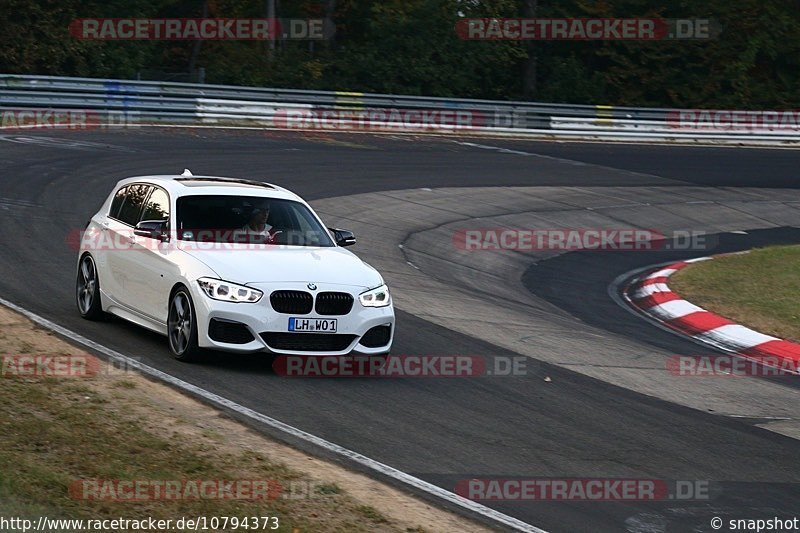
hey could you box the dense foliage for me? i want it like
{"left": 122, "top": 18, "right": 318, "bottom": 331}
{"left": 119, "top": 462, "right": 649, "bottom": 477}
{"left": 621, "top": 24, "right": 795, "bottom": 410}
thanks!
{"left": 1, "top": 0, "right": 798, "bottom": 108}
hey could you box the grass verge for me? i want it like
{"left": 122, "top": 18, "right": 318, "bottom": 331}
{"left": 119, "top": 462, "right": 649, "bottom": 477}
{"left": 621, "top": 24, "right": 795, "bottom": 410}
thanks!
{"left": 0, "top": 305, "right": 488, "bottom": 532}
{"left": 669, "top": 245, "right": 800, "bottom": 341}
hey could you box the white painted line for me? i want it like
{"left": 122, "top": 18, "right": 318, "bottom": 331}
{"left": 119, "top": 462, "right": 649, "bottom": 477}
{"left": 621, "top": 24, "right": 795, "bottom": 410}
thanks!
{"left": 729, "top": 415, "right": 791, "bottom": 420}
{"left": 453, "top": 141, "right": 540, "bottom": 157}
{"left": 7, "top": 122, "right": 799, "bottom": 149}
{"left": 0, "top": 295, "right": 547, "bottom": 533}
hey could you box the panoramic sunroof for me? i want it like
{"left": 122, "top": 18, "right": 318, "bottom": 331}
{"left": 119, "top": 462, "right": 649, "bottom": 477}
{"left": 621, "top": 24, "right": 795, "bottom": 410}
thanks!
{"left": 174, "top": 177, "right": 275, "bottom": 189}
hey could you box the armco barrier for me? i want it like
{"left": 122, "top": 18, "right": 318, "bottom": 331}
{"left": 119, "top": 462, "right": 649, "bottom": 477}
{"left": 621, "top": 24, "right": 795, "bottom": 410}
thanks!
{"left": 1, "top": 74, "right": 798, "bottom": 145}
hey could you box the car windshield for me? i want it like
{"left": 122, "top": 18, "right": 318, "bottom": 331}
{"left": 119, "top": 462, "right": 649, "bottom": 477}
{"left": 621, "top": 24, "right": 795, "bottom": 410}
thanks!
{"left": 176, "top": 195, "right": 334, "bottom": 247}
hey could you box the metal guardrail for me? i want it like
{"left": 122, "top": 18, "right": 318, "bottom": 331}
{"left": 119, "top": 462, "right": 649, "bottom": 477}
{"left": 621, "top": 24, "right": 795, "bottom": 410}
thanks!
{"left": 0, "top": 74, "right": 798, "bottom": 145}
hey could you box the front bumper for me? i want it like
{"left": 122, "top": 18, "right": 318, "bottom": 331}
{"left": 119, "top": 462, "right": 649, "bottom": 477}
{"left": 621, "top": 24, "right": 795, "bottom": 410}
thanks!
{"left": 190, "top": 281, "right": 395, "bottom": 355}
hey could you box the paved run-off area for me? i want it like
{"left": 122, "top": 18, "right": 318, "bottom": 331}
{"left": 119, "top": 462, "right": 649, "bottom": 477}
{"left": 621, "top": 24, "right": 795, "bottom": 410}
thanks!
{"left": 315, "top": 184, "right": 800, "bottom": 432}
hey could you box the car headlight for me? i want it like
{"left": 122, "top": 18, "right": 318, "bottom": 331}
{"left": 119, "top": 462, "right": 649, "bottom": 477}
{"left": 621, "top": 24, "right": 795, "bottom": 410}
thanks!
{"left": 359, "top": 284, "right": 391, "bottom": 307}
{"left": 197, "top": 278, "right": 263, "bottom": 303}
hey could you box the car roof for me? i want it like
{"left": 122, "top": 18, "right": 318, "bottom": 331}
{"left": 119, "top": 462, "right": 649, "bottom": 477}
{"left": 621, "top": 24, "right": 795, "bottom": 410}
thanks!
{"left": 114, "top": 174, "right": 303, "bottom": 202}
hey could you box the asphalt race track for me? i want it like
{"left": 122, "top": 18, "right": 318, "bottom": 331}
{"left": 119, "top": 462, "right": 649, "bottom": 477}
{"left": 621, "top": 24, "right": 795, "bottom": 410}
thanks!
{"left": 3, "top": 128, "right": 800, "bottom": 532}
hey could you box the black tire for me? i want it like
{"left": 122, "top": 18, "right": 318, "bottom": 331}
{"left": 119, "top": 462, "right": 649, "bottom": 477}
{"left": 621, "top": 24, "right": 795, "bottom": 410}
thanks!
{"left": 167, "top": 287, "right": 201, "bottom": 362}
{"left": 76, "top": 254, "right": 104, "bottom": 320}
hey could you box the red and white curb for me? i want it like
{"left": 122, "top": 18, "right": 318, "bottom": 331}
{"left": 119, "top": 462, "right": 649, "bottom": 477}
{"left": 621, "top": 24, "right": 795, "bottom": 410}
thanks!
{"left": 624, "top": 256, "right": 800, "bottom": 369}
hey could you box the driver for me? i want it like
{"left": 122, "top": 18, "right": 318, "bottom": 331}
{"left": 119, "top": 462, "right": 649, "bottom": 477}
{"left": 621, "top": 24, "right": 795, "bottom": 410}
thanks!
{"left": 234, "top": 206, "right": 273, "bottom": 241}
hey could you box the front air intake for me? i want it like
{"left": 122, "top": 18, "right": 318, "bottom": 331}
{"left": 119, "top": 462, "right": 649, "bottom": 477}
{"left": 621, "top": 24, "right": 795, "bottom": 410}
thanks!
{"left": 260, "top": 333, "right": 357, "bottom": 352}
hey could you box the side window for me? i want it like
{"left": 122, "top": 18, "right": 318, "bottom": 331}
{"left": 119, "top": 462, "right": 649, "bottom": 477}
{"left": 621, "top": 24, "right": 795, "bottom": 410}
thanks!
{"left": 116, "top": 184, "right": 152, "bottom": 226}
{"left": 109, "top": 186, "right": 127, "bottom": 219}
{"left": 141, "top": 187, "right": 170, "bottom": 223}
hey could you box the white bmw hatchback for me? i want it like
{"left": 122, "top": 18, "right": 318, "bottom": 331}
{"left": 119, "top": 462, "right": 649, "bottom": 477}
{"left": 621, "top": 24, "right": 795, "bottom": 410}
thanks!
{"left": 76, "top": 172, "right": 394, "bottom": 361}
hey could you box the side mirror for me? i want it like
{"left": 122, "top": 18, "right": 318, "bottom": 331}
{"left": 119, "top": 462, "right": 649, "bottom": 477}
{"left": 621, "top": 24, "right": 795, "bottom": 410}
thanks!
{"left": 134, "top": 220, "right": 169, "bottom": 241}
{"left": 329, "top": 228, "right": 356, "bottom": 247}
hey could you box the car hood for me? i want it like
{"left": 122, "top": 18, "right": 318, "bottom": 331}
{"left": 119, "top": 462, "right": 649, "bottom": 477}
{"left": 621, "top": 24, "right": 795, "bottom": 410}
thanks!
{"left": 178, "top": 244, "right": 384, "bottom": 288}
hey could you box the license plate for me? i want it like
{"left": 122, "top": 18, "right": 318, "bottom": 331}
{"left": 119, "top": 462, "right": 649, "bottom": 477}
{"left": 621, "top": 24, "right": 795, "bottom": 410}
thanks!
{"left": 288, "top": 317, "right": 338, "bottom": 333}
